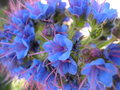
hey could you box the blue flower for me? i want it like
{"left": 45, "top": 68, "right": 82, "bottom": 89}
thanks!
{"left": 68, "top": 0, "right": 90, "bottom": 17}
{"left": 43, "top": 34, "right": 73, "bottom": 62}
{"left": 17, "top": 24, "right": 35, "bottom": 44}
{"left": 13, "top": 37, "right": 29, "bottom": 59}
{"left": 25, "top": 1, "right": 54, "bottom": 20}
{"left": 104, "top": 44, "right": 120, "bottom": 65}
{"left": 4, "top": 9, "right": 33, "bottom": 37}
{"left": 1, "top": 25, "right": 35, "bottom": 60}
{"left": 81, "top": 58, "right": 117, "bottom": 89}
{"left": 91, "top": 1, "right": 117, "bottom": 23}
{"left": 4, "top": 24, "right": 19, "bottom": 35}
{"left": 55, "top": 24, "right": 68, "bottom": 36}
{"left": 52, "top": 58, "right": 77, "bottom": 75}
{"left": 5, "top": 9, "right": 31, "bottom": 35}
{"left": 11, "top": 9, "right": 29, "bottom": 27}
{"left": 20, "top": 59, "right": 47, "bottom": 81}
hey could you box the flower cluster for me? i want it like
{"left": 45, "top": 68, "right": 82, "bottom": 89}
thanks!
{"left": 0, "top": 0, "right": 120, "bottom": 90}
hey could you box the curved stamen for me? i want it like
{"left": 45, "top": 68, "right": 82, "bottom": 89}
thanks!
{"left": 0, "top": 51, "right": 14, "bottom": 59}
{"left": 111, "top": 54, "right": 120, "bottom": 58}
{"left": 44, "top": 68, "right": 56, "bottom": 83}
{"left": 96, "top": 65, "right": 113, "bottom": 73}
{"left": 28, "top": 51, "right": 46, "bottom": 56}
{"left": 78, "top": 77, "right": 87, "bottom": 90}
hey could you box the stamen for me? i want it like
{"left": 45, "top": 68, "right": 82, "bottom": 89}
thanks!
{"left": 40, "top": 33, "right": 49, "bottom": 41}
{"left": 96, "top": 65, "right": 112, "bottom": 73}
{"left": 5, "top": 30, "right": 16, "bottom": 35}
{"left": 28, "top": 51, "right": 46, "bottom": 56}
{"left": 57, "top": 32, "right": 67, "bottom": 34}
{"left": 81, "top": 66, "right": 92, "bottom": 72}
{"left": 78, "top": 77, "right": 87, "bottom": 90}
{"left": 23, "top": 81, "right": 28, "bottom": 90}
{"left": 42, "top": 56, "right": 48, "bottom": 67}
{"left": 111, "top": 54, "right": 120, "bottom": 58}
{"left": 17, "top": 0, "right": 32, "bottom": 13}
{"left": 110, "top": 50, "right": 120, "bottom": 53}
{"left": 0, "top": 42, "right": 12, "bottom": 45}
{"left": 0, "top": 51, "right": 14, "bottom": 59}
{"left": 44, "top": 68, "right": 56, "bottom": 83}
{"left": 5, "top": 37, "right": 14, "bottom": 42}
{"left": 90, "top": 70, "right": 96, "bottom": 90}
{"left": 45, "top": 61, "right": 56, "bottom": 66}
{"left": 54, "top": 70, "right": 58, "bottom": 83}
{"left": 60, "top": 75, "right": 63, "bottom": 89}
{"left": 70, "top": 81, "right": 78, "bottom": 89}
{"left": 10, "top": 55, "right": 16, "bottom": 62}
{"left": 59, "top": 64, "right": 67, "bottom": 79}
{"left": 0, "top": 48, "right": 14, "bottom": 56}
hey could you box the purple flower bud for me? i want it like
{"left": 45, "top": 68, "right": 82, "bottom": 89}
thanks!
{"left": 111, "top": 27, "right": 120, "bottom": 39}
{"left": 82, "top": 48, "right": 90, "bottom": 55}
{"left": 90, "top": 48, "right": 102, "bottom": 57}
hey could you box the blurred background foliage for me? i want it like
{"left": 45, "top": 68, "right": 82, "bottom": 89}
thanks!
{"left": 0, "top": 0, "right": 8, "bottom": 29}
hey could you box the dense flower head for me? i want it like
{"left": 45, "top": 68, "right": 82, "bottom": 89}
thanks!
{"left": 81, "top": 58, "right": 117, "bottom": 89}
{"left": 0, "top": 0, "right": 120, "bottom": 89}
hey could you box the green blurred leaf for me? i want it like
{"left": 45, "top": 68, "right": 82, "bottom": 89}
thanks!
{"left": 90, "top": 28, "right": 102, "bottom": 39}
{"left": 0, "top": 7, "right": 7, "bottom": 29}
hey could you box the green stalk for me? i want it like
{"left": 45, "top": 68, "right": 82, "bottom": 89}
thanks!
{"left": 97, "top": 36, "right": 116, "bottom": 49}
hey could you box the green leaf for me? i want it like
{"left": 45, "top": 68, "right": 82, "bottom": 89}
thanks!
{"left": 90, "top": 28, "right": 102, "bottom": 39}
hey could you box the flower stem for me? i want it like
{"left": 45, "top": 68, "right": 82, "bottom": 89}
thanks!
{"left": 97, "top": 36, "right": 117, "bottom": 49}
